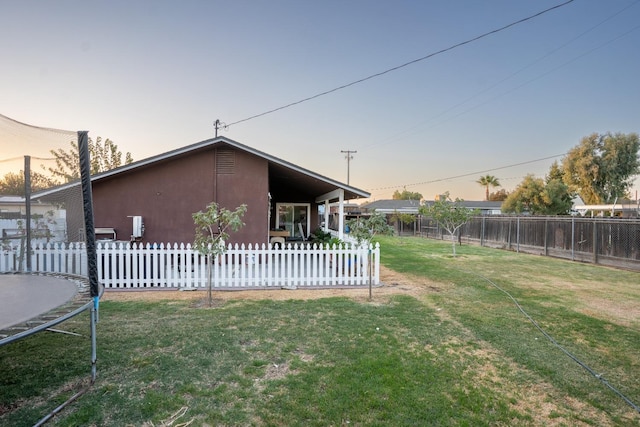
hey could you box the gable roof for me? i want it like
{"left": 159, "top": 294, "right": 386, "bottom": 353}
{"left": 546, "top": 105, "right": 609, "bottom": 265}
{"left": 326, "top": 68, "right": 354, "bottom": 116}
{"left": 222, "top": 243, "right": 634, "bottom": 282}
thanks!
{"left": 32, "top": 136, "right": 370, "bottom": 200}
{"left": 361, "top": 199, "right": 422, "bottom": 213}
{"left": 362, "top": 199, "right": 503, "bottom": 214}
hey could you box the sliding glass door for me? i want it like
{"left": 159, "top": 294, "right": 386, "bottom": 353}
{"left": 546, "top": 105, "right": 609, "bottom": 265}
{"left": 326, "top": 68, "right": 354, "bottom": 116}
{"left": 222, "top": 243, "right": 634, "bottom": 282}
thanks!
{"left": 275, "top": 203, "right": 310, "bottom": 240}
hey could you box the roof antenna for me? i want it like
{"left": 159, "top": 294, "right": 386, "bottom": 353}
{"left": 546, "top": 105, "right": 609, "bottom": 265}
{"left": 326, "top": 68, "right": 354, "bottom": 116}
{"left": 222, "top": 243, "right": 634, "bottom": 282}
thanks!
{"left": 214, "top": 119, "right": 227, "bottom": 137}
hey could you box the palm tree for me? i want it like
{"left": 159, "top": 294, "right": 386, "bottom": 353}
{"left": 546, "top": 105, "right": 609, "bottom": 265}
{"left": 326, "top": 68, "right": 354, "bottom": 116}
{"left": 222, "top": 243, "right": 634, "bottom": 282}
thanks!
{"left": 477, "top": 175, "right": 500, "bottom": 201}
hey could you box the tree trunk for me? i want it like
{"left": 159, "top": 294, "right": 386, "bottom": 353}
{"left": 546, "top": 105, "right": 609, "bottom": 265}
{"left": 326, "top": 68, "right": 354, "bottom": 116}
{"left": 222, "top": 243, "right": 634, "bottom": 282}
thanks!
{"left": 450, "top": 232, "right": 457, "bottom": 256}
{"left": 207, "top": 254, "right": 213, "bottom": 307}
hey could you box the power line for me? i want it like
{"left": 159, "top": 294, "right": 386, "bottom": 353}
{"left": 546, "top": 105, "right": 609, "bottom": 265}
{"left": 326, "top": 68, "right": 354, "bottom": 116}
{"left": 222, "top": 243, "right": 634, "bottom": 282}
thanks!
{"left": 225, "top": 0, "right": 575, "bottom": 128}
{"left": 358, "top": 0, "right": 640, "bottom": 152}
{"left": 367, "top": 153, "right": 565, "bottom": 192}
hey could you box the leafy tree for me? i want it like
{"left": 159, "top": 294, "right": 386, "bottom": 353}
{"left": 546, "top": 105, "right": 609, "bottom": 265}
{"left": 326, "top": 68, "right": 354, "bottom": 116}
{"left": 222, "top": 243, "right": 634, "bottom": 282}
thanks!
{"left": 392, "top": 188, "right": 423, "bottom": 200}
{"left": 0, "top": 170, "right": 55, "bottom": 195}
{"left": 502, "top": 175, "right": 545, "bottom": 214}
{"left": 488, "top": 189, "right": 509, "bottom": 201}
{"left": 419, "top": 192, "right": 478, "bottom": 256}
{"left": 193, "top": 202, "right": 247, "bottom": 306}
{"left": 561, "top": 132, "right": 640, "bottom": 204}
{"left": 389, "top": 211, "right": 416, "bottom": 236}
{"left": 543, "top": 177, "right": 573, "bottom": 215}
{"left": 501, "top": 174, "right": 572, "bottom": 215}
{"left": 47, "top": 136, "right": 133, "bottom": 183}
{"left": 346, "top": 212, "right": 394, "bottom": 300}
{"left": 547, "top": 161, "right": 564, "bottom": 182}
{"left": 476, "top": 175, "right": 500, "bottom": 201}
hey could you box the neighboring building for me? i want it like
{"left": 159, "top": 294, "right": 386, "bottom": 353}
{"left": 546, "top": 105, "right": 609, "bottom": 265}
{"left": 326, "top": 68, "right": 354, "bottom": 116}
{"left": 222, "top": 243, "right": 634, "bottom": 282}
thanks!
{"left": 32, "top": 137, "right": 370, "bottom": 245}
{"left": 361, "top": 199, "right": 503, "bottom": 235}
{"left": 422, "top": 200, "right": 503, "bottom": 215}
{"left": 573, "top": 200, "right": 640, "bottom": 218}
{"left": 362, "top": 199, "right": 502, "bottom": 216}
{"left": 0, "top": 195, "right": 67, "bottom": 244}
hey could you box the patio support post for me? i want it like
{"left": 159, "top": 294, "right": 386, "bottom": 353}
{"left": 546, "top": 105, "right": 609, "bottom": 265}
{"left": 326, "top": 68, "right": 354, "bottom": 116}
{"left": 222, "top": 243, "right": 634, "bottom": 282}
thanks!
{"left": 324, "top": 200, "right": 330, "bottom": 233}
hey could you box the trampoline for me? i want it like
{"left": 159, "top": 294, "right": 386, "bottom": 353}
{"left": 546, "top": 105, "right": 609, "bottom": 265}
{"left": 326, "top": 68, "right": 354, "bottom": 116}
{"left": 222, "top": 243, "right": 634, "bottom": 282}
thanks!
{"left": 0, "top": 273, "right": 95, "bottom": 346}
{"left": 0, "top": 131, "right": 102, "bottom": 425}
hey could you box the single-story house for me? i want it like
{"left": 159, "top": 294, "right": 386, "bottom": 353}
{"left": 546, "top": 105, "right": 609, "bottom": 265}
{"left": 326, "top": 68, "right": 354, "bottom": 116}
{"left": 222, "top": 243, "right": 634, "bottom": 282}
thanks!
{"left": 0, "top": 195, "right": 67, "bottom": 243}
{"left": 361, "top": 199, "right": 503, "bottom": 216}
{"left": 31, "top": 137, "right": 370, "bottom": 245}
{"left": 360, "top": 199, "right": 503, "bottom": 235}
{"left": 573, "top": 200, "right": 639, "bottom": 218}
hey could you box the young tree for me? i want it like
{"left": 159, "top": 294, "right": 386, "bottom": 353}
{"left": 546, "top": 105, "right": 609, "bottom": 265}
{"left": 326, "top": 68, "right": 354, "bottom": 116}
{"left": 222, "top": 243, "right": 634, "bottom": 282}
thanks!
{"left": 561, "top": 132, "right": 640, "bottom": 204}
{"left": 476, "top": 175, "right": 500, "bottom": 201}
{"left": 346, "top": 212, "right": 394, "bottom": 246}
{"left": 346, "top": 212, "right": 394, "bottom": 299}
{"left": 47, "top": 136, "right": 133, "bottom": 183}
{"left": 193, "top": 202, "right": 247, "bottom": 306}
{"left": 419, "top": 192, "right": 478, "bottom": 256}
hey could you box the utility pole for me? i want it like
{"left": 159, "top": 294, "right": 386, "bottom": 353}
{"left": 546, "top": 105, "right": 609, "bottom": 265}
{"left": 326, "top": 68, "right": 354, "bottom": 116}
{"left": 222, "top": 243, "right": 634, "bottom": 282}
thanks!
{"left": 341, "top": 150, "right": 357, "bottom": 185}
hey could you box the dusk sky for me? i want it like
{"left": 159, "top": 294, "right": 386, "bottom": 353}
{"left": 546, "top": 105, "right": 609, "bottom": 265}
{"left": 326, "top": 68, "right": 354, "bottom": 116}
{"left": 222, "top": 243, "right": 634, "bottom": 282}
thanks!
{"left": 1, "top": 0, "right": 639, "bottom": 201}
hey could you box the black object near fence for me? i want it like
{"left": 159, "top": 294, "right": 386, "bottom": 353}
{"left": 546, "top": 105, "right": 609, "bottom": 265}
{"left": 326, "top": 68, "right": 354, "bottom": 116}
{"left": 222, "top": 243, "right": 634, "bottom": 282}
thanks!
{"left": 421, "top": 216, "right": 640, "bottom": 271}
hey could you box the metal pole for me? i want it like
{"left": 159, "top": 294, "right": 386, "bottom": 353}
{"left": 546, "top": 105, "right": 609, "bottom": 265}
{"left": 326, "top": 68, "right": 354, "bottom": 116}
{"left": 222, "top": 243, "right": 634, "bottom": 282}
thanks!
{"left": 24, "top": 155, "right": 32, "bottom": 272}
{"left": 79, "top": 130, "right": 101, "bottom": 384}
{"left": 78, "top": 131, "right": 99, "bottom": 299}
{"left": 368, "top": 246, "right": 372, "bottom": 301}
{"left": 91, "top": 304, "right": 97, "bottom": 381}
{"left": 571, "top": 216, "right": 575, "bottom": 261}
{"left": 516, "top": 217, "right": 520, "bottom": 253}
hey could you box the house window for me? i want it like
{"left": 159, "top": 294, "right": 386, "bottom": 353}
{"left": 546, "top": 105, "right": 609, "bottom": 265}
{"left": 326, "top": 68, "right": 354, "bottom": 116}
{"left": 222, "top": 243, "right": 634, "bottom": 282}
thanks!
{"left": 275, "top": 203, "right": 310, "bottom": 240}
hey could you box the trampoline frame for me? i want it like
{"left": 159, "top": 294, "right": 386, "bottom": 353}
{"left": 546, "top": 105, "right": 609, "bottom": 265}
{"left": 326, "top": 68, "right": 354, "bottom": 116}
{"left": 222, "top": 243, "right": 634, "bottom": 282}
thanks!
{"left": 0, "top": 273, "right": 95, "bottom": 347}
{"left": 0, "top": 131, "right": 101, "bottom": 425}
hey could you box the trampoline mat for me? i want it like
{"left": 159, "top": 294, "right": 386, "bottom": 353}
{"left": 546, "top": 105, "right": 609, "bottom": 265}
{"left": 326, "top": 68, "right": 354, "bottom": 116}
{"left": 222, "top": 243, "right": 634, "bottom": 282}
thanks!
{"left": 0, "top": 274, "right": 79, "bottom": 331}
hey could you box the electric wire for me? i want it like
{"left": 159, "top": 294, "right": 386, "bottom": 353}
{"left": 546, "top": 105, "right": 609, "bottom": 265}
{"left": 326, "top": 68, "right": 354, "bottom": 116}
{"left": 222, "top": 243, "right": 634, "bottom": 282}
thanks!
{"left": 428, "top": 21, "right": 640, "bottom": 133}
{"left": 357, "top": 0, "right": 640, "bottom": 153}
{"left": 367, "top": 153, "right": 565, "bottom": 192}
{"left": 224, "top": 0, "right": 575, "bottom": 128}
{"left": 465, "top": 268, "right": 640, "bottom": 414}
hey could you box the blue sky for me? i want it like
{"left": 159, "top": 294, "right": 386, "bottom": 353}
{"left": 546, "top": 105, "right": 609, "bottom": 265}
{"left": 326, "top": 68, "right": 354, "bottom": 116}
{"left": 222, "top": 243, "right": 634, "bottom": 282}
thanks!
{"left": 1, "top": 0, "right": 639, "bottom": 201}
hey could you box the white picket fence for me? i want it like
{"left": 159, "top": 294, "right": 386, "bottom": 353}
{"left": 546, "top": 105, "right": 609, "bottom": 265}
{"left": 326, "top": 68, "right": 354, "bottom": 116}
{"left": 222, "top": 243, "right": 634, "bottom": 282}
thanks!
{"left": 0, "top": 241, "right": 381, "bottom": 289}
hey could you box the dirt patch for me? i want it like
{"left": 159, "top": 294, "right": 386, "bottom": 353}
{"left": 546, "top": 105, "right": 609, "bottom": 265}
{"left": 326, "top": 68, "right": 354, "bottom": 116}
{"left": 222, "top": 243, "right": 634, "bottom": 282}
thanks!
{"left": 101, "top": 265, "right": 441, "bottom": 303}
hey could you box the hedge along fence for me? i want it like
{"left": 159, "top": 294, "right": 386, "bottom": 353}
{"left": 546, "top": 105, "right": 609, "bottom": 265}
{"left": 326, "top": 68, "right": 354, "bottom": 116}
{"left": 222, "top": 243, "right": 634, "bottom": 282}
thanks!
{"left": 0, "top": 241, "right": 381, "bottom": 289}
{"left": 421, "top": 216, "right": 640, "bottom": 271}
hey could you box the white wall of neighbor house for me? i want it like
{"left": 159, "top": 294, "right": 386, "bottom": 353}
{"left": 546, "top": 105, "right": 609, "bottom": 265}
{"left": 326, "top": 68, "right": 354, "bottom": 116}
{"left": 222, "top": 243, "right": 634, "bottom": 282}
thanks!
{"left": 0, "top": 197, "right": 68, "bottom": 243}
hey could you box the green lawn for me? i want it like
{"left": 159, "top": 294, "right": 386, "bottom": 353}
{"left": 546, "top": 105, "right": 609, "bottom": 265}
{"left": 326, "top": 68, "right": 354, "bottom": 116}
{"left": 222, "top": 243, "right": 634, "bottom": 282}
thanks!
{"left": 1, "top": 236, "right": 638, "bottom": 426}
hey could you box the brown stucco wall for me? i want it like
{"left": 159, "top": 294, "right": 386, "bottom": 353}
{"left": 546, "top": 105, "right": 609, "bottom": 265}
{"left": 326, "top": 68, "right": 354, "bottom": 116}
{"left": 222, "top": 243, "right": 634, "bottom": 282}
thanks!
{"left": 215, "top": 149, "right": 269, "bottom": 245}
{"left": 91, "top": 146, "right": 269, "bottom": 245}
